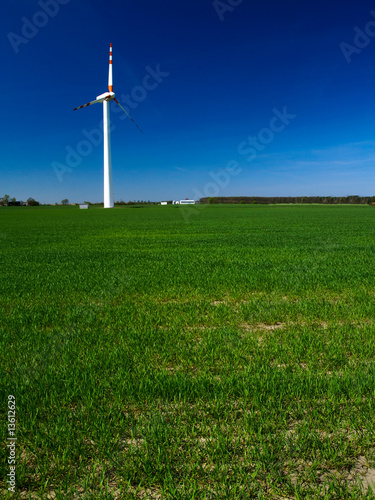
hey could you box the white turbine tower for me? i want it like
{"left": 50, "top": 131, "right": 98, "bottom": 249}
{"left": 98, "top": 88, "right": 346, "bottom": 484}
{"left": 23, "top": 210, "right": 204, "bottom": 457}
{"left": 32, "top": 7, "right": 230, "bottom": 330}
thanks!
{"left": 74, "top": 43, "right": 142, "bottom": 208}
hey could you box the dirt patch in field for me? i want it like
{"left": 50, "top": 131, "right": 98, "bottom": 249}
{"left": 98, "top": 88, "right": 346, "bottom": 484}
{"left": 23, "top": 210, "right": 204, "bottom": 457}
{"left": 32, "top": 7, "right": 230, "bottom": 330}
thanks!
{"left": 211, "top": 300, "right": 227, "bottom": 306}
{"left": 349, "top": 456, "right": 375, "bottom": 493}
{"left": 240, "top": 322, "right": 285, "bottom": 332}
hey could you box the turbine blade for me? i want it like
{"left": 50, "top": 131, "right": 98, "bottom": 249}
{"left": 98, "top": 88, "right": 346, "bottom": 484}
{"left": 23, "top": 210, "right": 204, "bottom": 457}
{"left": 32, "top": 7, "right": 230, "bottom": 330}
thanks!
{"left": 73, "top": 98, "right": 102, "bottom": 110}
{"left": 114, "top": 98, "right": 143, "bottom": 133}
{"left": 108, "top": 43, "right": 113, "bottom": 92}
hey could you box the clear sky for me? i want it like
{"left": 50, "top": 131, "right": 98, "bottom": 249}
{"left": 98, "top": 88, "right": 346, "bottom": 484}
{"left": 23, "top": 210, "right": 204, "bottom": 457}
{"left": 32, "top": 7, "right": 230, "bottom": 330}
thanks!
{"left": 2, "top": 0, "right": 375, "bottom": 204}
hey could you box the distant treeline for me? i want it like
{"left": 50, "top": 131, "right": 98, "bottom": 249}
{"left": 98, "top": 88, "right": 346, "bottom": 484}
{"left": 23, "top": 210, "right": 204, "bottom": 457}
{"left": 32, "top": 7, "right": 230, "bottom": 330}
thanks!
{"left": 200, "top": 196, "right": 375, "bottom": 205}
{"left": 115, "top": 200, "right": 159, "bottom": 205}
{"left": 78, "top": 201, "right": 159, "bottom": 206}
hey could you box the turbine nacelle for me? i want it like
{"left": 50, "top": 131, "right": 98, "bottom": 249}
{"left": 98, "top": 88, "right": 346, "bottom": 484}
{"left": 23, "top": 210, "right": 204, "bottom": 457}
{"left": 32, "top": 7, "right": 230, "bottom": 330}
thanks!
{"left": 96, "top": 91, "right": 115, "bottom": 101}
{"left": 73, "top": 91, "right": 116, "bottom": 110}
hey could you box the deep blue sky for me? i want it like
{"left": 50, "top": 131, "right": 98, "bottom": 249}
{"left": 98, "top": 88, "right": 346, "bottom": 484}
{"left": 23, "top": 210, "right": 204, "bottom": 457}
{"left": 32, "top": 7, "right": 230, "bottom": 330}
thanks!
{"left": 2, "top": 0, "right": 375, "bottom": 203}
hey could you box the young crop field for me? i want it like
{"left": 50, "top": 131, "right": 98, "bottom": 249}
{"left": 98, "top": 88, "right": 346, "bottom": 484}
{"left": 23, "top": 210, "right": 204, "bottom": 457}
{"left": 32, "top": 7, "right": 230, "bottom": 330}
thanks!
{"left": 1, "top": 204, "right": 375, "bottom": 499}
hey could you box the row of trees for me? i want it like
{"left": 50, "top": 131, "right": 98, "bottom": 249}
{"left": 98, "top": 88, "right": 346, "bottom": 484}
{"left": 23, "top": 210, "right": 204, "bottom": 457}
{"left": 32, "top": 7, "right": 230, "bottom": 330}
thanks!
{"left": 115, "top": 200, "right": 159, "bottom": 205}
{"left": 57, "top": 200, "right": 159, "bottom": 206}
{"left": 0, "top": 195, "right": 39, "bottom": 206}
{"left": 0, "top": 195, "right": 15, "bottom": 206}
{"left": 201, "top": 196, "right": 375, "bottom": 205}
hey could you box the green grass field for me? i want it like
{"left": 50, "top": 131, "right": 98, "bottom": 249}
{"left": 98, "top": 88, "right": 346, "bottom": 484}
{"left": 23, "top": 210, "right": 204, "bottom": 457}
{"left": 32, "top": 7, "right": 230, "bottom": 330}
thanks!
{"left": 1, "top": 204, "right": 375, "bottom": 499}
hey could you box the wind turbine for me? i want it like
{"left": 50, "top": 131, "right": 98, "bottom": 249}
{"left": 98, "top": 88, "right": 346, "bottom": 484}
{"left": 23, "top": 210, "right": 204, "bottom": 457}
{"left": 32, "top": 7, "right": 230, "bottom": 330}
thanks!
{"left": 74, "top": 43, "right": 142, "bottom": 208}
